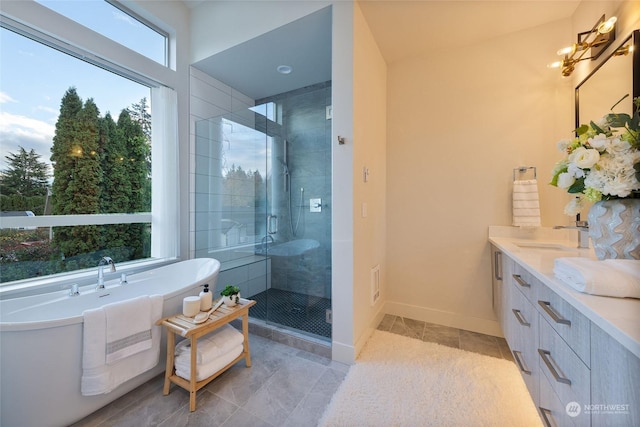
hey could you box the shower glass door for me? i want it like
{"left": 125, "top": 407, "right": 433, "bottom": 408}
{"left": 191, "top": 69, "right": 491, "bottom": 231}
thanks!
{"left": 194, "top": 83, "right": 332, "bottom": 341}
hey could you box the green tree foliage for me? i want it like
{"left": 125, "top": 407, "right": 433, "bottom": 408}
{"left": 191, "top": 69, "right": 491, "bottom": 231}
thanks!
{"left": 0, "top": 146, "right": 50, "bottom": 198}
{"left": 50, "top": 89, "right": 103, "bottom": 261}
{"left": 224, "top": 164, "right": 264, "bottom": 208}
{"left": 2, "top": 89, "right": 152, "bottom": 282}
{"left": 117, "top": 110, "right": 150, "bottom": 259}
{"left": 127, "top": 97, "right": 151, "bottom": 141}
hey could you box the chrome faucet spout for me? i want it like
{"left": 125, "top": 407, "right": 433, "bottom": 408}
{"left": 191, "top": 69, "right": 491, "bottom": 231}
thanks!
{"left": 96, "top": 256, "right": 116, "bottom": 290}
{"left": 553, "top": 222, "right": 590, "bottom": 249}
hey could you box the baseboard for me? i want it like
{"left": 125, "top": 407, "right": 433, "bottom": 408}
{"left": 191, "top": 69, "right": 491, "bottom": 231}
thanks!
{"left": 331, "top": 306, "right": 387, "bottom": 364}
{"left": 331, "top": 340, "right": 355, "bottom": 364}
{"left": 385, "top": 301, "right": 503, "bottom": 338}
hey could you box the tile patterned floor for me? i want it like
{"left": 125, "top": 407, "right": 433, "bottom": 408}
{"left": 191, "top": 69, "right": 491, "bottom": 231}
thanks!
{"left": 73, "top": 315, "right": 512, "bottom": 426}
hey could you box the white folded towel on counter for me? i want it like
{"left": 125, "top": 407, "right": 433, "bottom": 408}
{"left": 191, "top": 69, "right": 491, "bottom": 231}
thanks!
{"left": 175, "top": 345, "right": 243, "bottom": 382}
{"left": 512, "top": 179, "right": 541, "bottom": 227}
{"left": 553, "top": 258, "right": 640, "bottom": 298}
{"left": 174, "top": 324, "right": 244, "bottom": 365}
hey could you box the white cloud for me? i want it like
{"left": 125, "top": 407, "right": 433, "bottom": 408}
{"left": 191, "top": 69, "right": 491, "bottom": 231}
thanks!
{"left": 0, "top": 92, "right": 17, "bottom": 104}
{"left": 0, "top": 112, "right": 55, "bottom": 169}
{"left": 112, "top": 10, "right": 141, "bottom": 28}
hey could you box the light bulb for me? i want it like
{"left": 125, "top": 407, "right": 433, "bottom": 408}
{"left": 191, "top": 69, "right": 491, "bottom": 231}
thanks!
{"left": 556, "top": 46, "right": 574, "bottom": 56}
{"left": 547, "top": 61, "right": 563, "bottom": 69}
{"left": 597, "top": 16, "right": 617, "bottom": 34}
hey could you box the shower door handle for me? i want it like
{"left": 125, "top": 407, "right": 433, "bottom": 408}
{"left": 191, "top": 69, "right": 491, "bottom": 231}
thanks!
{"left": 267, "top": 215, "right": 278, "bottom": 234}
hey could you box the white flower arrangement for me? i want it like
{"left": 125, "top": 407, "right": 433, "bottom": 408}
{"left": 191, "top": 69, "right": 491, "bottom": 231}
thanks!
{"left": 551, "top": 97, "right": 640, "bottom": 215}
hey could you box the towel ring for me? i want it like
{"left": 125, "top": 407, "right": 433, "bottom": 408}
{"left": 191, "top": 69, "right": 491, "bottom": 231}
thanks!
{"left": 513, "top": 166, "right": 536, "bottom": 181}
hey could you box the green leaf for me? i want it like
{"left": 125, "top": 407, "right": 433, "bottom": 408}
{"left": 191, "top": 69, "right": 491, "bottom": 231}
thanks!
{"left": 568, "top": 177, "right": 585, "bottom": 194}
{"left": 576, "top": 124, "right": 590, "bottom": 136}
{"left": 606, "top": 113, "right": 631, "bottom": 128}
{"left": 590, "top": 121, "right": 606, "bottom": 134}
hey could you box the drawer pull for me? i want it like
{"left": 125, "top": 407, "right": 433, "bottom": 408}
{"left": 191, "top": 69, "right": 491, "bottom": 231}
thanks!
{"left": 538, "top": 349, "right": 571, "bottom": 385}
{"left": 512, "top": 309, "right": 530, "bottom": 326}
{"left": 513, "top": 350, "right": 531, "bottom": 375}
{"left": 538, "top": 301, "right": 571, "bottom": 326}
{"left": 494, "top": 251, "right": 503, "bottom": 281}
{"left": 512, "top": 274, "right": 530, "bottom": 288}
{"left": 539, "top": 407, "right": 558, "bottom": 427}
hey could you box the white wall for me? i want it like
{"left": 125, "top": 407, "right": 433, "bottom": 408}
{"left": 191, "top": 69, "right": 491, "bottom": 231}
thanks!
{"left": 385, "top": 18, "right": 574, "bottom": 336}
{"left": 351, "top": 2, "right": 388, "bottom": 357}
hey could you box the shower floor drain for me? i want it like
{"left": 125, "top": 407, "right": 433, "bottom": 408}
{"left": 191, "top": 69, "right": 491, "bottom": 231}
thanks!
{"left": 250, "top": 288, "right": 332, "bottom": 339}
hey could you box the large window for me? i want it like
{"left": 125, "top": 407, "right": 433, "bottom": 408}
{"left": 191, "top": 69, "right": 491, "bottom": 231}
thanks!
{"left": 35, "top": 0, "right": 168, "bottom": 66}
{"left": 0, "top": 2, "right": 176, "bottom": 287}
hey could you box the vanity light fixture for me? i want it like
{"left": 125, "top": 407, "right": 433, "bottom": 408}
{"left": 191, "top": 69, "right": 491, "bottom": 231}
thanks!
{"left": 548, "top": 15, "right": 617, "bottom": 77}
{"left": 276, "top": 65, "right": 293, "bottom": 74}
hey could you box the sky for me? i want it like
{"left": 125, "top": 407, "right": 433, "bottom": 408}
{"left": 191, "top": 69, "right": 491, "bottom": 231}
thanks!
{"left": 0, "top": 0, "right": 160, "bottom": 171}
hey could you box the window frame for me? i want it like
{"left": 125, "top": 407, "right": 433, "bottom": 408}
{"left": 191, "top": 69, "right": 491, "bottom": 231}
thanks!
{"left": 0, "top": 2, "right": 178, "bottom": 294}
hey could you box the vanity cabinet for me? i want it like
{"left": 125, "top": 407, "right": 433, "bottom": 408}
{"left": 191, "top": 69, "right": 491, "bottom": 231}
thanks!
{"left": 495, "top": 250, "right": 640, "bottom": 427}
{"left": 505, "top": 262, "right": 540, "bottom": 402}
{"left": 590, "top": 324, "right": 640, "bottom": 427}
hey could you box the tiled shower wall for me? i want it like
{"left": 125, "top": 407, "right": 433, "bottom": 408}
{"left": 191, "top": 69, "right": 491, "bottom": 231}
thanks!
{"left": 257, "top": 82, "right": 332, "bottom": 299}
{"left": 189, "top": 66, "right": 269, "bottom": 297}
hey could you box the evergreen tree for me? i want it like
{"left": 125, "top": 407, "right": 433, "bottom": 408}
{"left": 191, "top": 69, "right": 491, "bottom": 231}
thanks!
{"left": 117, "top": 110, "right": 150, "bottom": 259}
{"left": 0, "top": 146, "right": 50, "bottom": 198}
{"left": 98, "top": 113, "right": 133, "bottom": 261}
{"left": 126, "top": 97, "right": 151, "bottom": 141}
{"left": 50, "top": 89, "right": 103, "bottom": 261}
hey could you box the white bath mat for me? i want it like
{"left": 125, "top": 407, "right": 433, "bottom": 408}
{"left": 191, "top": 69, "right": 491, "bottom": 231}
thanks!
{"left": 319, "top": 330, "right": 542, "bottom": 427}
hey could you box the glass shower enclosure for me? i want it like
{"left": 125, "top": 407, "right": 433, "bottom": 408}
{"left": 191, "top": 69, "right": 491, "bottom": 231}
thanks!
{"left": 194, "top": 83, "right": 332, "bottom": 341}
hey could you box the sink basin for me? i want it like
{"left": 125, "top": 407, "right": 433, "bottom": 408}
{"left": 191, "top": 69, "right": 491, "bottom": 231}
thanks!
{"left": 513, "top": 241, "right": 579, "bottom": 252}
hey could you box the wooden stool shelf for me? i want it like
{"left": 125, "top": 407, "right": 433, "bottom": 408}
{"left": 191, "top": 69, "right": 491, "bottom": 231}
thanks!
{"left": 157, "top": 298, "right": 256, "bottom": 411}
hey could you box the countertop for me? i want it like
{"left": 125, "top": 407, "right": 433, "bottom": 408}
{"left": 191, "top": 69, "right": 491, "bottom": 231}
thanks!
{"left": 489, "top": 226, "right": 640, "bottom": 359}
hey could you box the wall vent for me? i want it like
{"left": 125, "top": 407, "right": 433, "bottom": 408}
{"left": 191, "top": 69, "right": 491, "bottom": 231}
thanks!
{"left": 371, "top": 265, "right": 380, "bottom": 306}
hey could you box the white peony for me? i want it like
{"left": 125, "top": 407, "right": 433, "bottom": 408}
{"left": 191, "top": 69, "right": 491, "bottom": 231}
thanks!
{"left": 569, "top": 146, "right": 600, "bottom": 169}
{"left": 567, "top": 163, "right": 585, "bottom": 179}
{"left": 563, "top": 197, "right": 584, "bottom": 216}
{"left": 587, "top": 134, "right": 608, "bottom": 151}
{"left": 557, "top": 172, "right": 576, "bottom": 189}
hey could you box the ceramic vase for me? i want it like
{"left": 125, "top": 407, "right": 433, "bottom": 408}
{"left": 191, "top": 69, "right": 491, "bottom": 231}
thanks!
{"left": 587, "top": 199, "right": 640, "bottom": 260}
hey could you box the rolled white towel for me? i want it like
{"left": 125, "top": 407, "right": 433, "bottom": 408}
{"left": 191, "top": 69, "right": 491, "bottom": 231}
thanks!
{"left": 553, "top": 257, "right": 640, "bottom": 298}
{"left": 174, "top": 324, "right": 243, "bottom": 365}
{"left": 175, "top": 344, "right": 243, "bottom": 382}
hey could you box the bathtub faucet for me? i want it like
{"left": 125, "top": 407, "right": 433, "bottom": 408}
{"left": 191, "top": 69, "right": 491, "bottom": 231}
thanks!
{"left": 96, "top": 256, "right": 116, "bottom": 290}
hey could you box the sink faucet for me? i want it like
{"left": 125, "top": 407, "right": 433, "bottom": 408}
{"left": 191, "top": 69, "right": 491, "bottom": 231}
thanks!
{"left": 553, "top": 221, "right": 590, "bottom": 249}
{"left": 96, "top": 256, "right": 116, "bottom": 290}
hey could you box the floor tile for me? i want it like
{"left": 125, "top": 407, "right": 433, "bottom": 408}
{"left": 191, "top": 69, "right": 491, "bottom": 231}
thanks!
{"left": 422, "top": 322, "right": 461, "bottom": 349}
{"left": 75, "top": 317, "right": 513, "bottom": 426}
{"left": 459, "top": 330, "right": 503, "bottom": 359}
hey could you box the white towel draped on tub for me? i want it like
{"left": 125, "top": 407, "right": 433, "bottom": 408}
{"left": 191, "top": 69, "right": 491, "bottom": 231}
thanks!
{"left": 512, "top": 179, "right": 541, "bottom": 227}
{"left": 81, "top": 295, "right": 163, "bottom": 396}
{"left": 554, "top": 258, "right": 640, "bottom": 298}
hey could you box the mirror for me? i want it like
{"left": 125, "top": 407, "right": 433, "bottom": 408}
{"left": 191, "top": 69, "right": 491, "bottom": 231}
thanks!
{"left": 576, "top": 29, "right": 640, "bottom": 127}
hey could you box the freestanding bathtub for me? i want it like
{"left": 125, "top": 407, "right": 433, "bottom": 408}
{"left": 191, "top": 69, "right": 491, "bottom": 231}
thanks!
{"left": 0, "top": 258, "right": 221, "bottom": 427}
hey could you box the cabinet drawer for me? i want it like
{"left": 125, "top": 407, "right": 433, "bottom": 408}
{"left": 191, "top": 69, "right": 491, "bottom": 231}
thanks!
{"left": 510, "top": 264, "right": 536, "bottom": 302}
{"left": 539, "top": 316, "right": 590, "bottom": 413}
{"left": 508, "top": 287, "right": 539, "bottom": 401}
{"left": 537, "top": 283, "right": 590, "bottom": 366}
{"left": 539, "top": 370, "right": 590, "bottom": 427}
